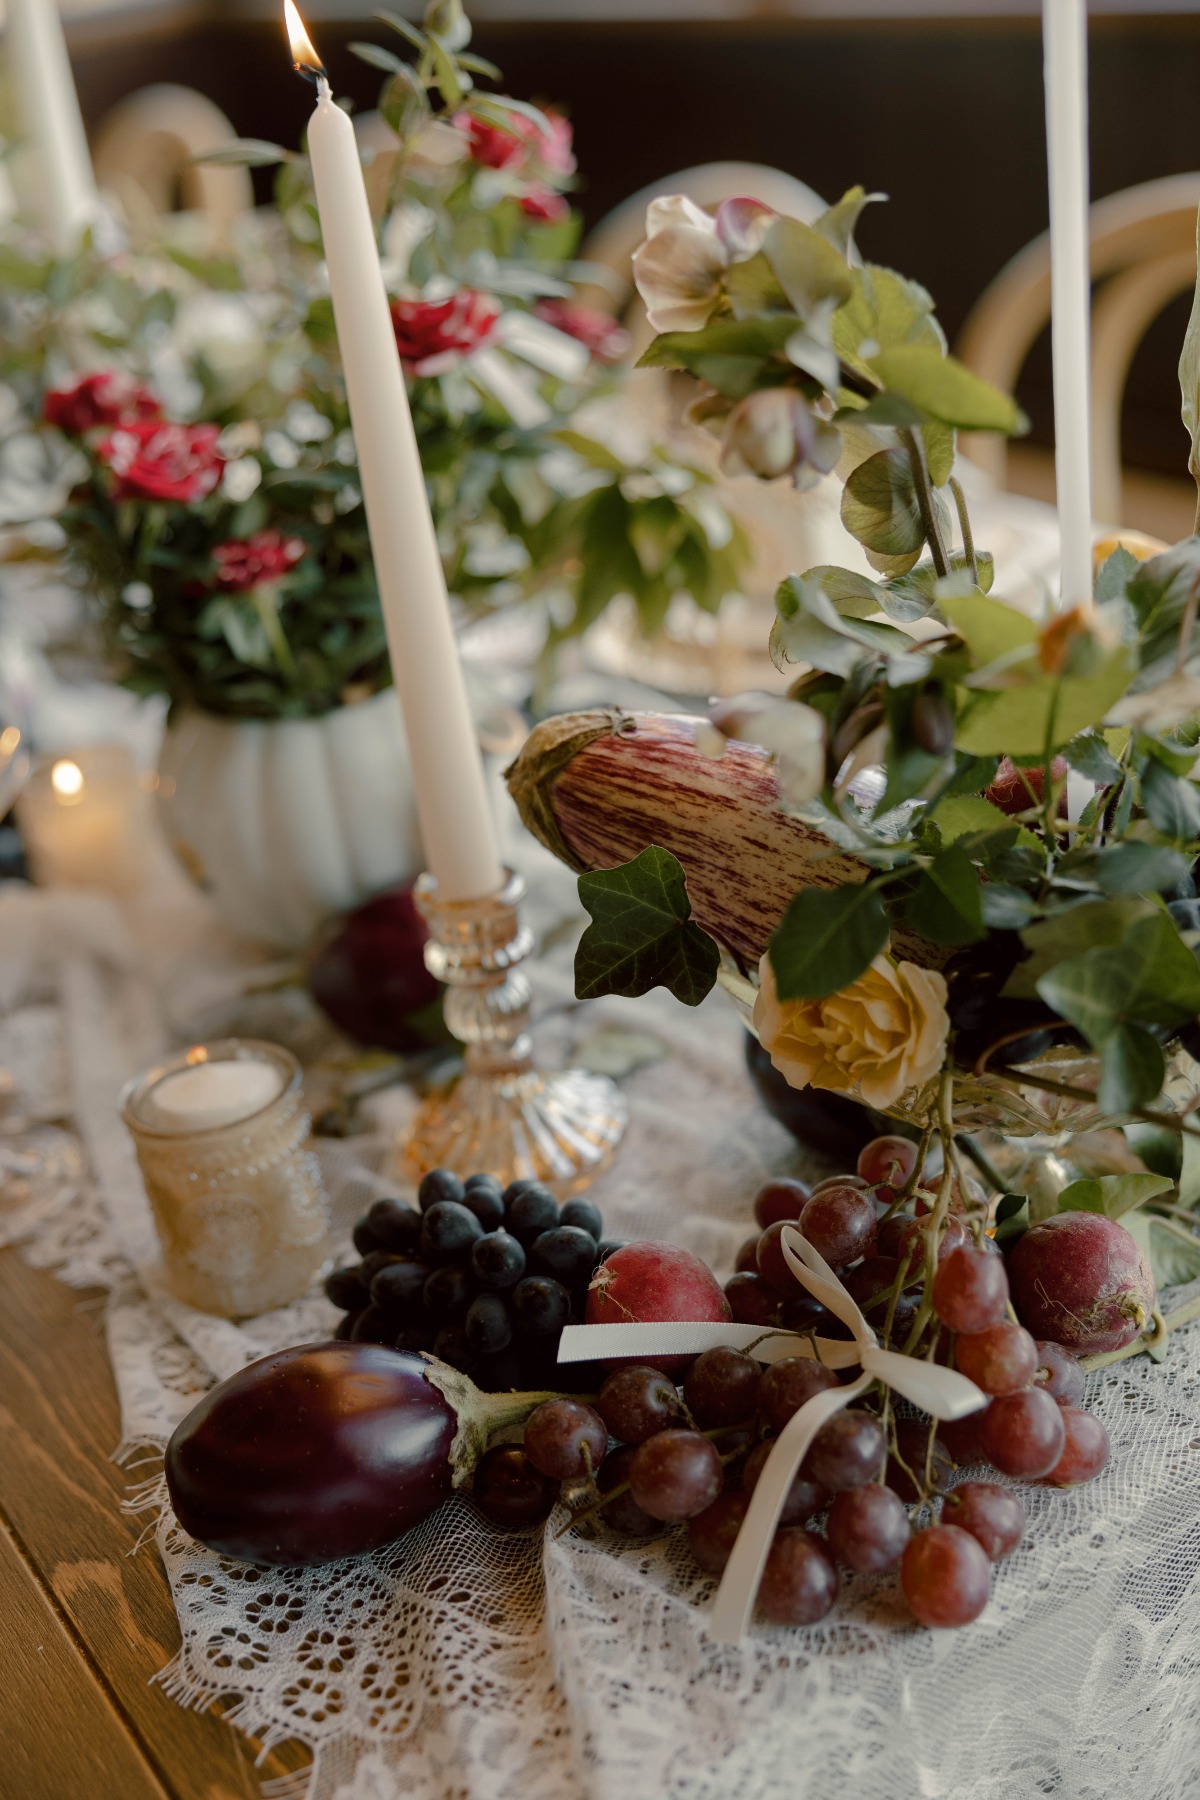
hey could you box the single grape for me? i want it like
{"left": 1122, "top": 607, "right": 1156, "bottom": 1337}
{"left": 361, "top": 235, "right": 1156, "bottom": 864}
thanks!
{"left": 461, "top": 1181, "right": 506, "bottom": 1232}
{"left": 798, "top": 1184, "right": 877, "bottom": 1269}
{"left": 857, "top": 1135, "right": 918, "bottom": 1192}
{"left": 782, "top": 1292, "right": 851, "bottom": 1340}
{"left": 423, "top": 1264, "right": 472, "bottom": 1320}
{"left": 741, "top": 1440, "right": 828, "bottom": 1523}
{"left": 511, "top": 1276, "right": 572, "bottom": 1337}
{"left": 684, "top": 1347, "right": 761, "bottom": 1429}
{"left": 349, "top": 1305, "right": 394, "bottom": 1345}
{"left": 628, "top": 1430, "right": 723, "bottom": 1522}
{"left": 938, "top": 1411, "right": 989, "bottom": 1470}
{"left": 324, "top": 1264, "right": 367, "bottom": 1311}
{"left": 980, "top": 1387, "right": 1066, "bottom": 1478}
{"left": 465, "top": 1172, "right": 505, "bottom": 1198}
{"left": 879, "top": 1212, "right": 968, "bottom": 1275}
{"left": 724, "top": 1272, "right": 784, "bottom": 1327}
{"left": 807, "top": 1410, "right": 886, "bottom": 1492}
{"left": 523, "top": 1399, "right": 608, "bottom": 1481}
{"left": 597, "top": 1365, "right": 686, "bottom": 1443}
{"left": 887, "top": 1417, "right": 955, "bottom": 1501}
{"left": 756, "top": 1220, "right": 805, "bottom": 1297}
{"left": 333, "top": 1312, "right": 357, "bottom": 1340}
{"left": 529, "top": 1226, "right": 600, "bottom": 1288}
{"left": 351, "top": 1217, "right": 380, "bottom": 1256}
{"left": 900, "top": 1524, "right": 990, "bottom": 1627}
{"left": 753, "top": 1177, "right": 811, "bottom": 1230}
{"left": 735, "top": 1234, "right": 763, "bottom": 1275}
{"left": 1033, "top": 1340, "right": 1086, "bottom": 1408}
{"left": 370, "top": 1259, "right": 431, "bottom": 1314}
{"left": 808, "top": 1174, "right": 868, "bottom": 1198}
{"left": 826, "top": 1483, "right": 911, "bottom": 1573}
{"left": 955, "top": 1319, "right": 1038, "bottom": 1396}
{"left": 756, "top": 1528, "right": 839, "bottom": 1626}
{"left": 432, "top": 1323, "right": 480, "bottom": 1374}
{"left": 597, "top": 1444, "right": 658, "bottom": 1537}
{"left": 1044, "top": 1408, "right": 1109, "bottom": 1485}
{"left": 464, "top": 1292, "right": 513, "bottom": 1355}
{"left": 420, "top": 1200, "right": 484, "bottom": 1264}
{"left": 932, "top": 1244, "right": 1009, "bottom": 1334}
{"left": 560, "top": 1197, "right": 603, "bottom": 1241}
{"left": 758, "top": 1358, "right": 839, "bottom": 1432}
{"left": 687, "top": 1491, "right": 750, "bottom": 1575}
{"left": 470, "top": 1229, "right": 526, "bottom": 1291}
{"left": 841, "top": 1255, "right": 913, "bottom": 1322}
{"left": 473, "top": 1444, "right": 558, "bottom": 1528}
{"left": 418, "top": 1168, "right": 466, "bottom": 1212}
{"left": 366, "top": 1198, "right": 423, "bottom": 1253}
{"left": 942, "top": 1481, "right": 1024, "bottom": 1559}
{"left": 357, "top": 1250, "right": 407, "bottom": 1286}
{"left": 506, "top": 1183, "right": 560, "bottom": 1242}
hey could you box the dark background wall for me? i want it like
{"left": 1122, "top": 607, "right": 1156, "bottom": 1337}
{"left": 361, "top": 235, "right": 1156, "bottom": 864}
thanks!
{"left": 65, "top": 10, "right": 1200, "bottom": 477}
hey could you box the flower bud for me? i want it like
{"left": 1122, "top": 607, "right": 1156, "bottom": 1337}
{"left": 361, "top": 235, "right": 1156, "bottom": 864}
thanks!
{"left": 910, "top": 686, "right": 955, "bottom": 756}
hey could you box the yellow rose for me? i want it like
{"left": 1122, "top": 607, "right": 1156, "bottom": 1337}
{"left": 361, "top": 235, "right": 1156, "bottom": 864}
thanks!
{"left": 753, "top": 951, "right": 950, "bottom": 1113}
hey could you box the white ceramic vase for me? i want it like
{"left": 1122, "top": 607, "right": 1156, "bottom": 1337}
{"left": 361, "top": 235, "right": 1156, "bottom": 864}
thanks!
{"left": 157, "top": 687, "right": 422, "bottom": 949}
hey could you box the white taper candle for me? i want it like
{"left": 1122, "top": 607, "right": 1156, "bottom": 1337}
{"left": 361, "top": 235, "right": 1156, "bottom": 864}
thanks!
{"left": 288, "top": 10, "right": 503, "bottom": 902}
{"left": 1043, "top": 0, "right": 1094, "bottom": 610}
{"left": 5, "top": 0, "right": 98, "bottom": 246}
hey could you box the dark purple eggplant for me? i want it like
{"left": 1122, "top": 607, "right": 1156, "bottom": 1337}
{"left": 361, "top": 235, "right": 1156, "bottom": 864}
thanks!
{"left": 165, "top": 1341, "right": 553, "bottom": 1566}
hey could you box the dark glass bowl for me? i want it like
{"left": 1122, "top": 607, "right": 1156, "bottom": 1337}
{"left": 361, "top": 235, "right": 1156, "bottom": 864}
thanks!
{"left": 743, "top": 1031, "right": 887, "bottom": 1164}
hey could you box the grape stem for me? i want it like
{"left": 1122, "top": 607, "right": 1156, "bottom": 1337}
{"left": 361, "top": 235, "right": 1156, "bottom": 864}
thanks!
{"left": 899, "top": 1066, "right": 956, "bottom": 1358}
{"left": 981, "top": 1065, "right": 1200, "bottom": 1141}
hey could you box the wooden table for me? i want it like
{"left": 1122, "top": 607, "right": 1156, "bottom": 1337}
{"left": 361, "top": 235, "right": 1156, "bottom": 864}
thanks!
{"left": 0, "top": 1246, "right": 309, "bottom": 1800}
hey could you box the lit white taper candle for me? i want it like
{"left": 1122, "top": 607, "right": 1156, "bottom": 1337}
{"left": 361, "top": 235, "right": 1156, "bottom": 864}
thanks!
{"left": 284, "top": 1, "right": 502, "bottom": 901}
{"left": 5, "top": 0, "right": 98, "bottom": 245}
{"left": 1043, "top": 0, "right": 1094, "bottom": 610}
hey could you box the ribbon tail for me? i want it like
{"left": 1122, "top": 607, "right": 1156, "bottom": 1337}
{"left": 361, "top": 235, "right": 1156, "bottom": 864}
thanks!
{"left": 708, "top": 1373, "right": 870, "bottom": 1646}
{"left": 556, "top": 1321, "right": 862, "bottom": 1370}
{"left": 862, "top": 1346, "right": 987, "bottom": 1419}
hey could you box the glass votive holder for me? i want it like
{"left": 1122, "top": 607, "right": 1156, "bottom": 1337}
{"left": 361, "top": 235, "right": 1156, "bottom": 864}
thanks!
{"left": 120, "top": 1039, "right": 332, "bottom": 1319}
{"left": 16, "top": 744, "right": 152, "bottom": 895}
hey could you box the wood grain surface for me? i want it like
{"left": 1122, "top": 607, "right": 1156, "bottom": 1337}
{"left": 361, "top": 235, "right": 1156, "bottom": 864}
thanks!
{"left": 0, "top": 1247, "right": 311, "bottom": 1800}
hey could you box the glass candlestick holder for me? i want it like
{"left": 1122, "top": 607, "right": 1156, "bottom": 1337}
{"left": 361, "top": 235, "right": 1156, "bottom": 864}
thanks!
{"left": 402, "top": 868, "right": 628, "bottom": 1195}
{"left": 121, "top": 1039, "right": 332, "bottom": 1319}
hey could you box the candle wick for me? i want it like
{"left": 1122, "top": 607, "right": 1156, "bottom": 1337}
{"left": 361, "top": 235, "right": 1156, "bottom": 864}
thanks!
{"left": 315, "top": 72, "right": 332, "bottom": 102}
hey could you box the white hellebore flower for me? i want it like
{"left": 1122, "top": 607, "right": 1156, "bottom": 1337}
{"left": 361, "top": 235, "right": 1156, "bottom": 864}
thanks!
{"left": 632, "top": 194, "right": 774, "bottom": 335}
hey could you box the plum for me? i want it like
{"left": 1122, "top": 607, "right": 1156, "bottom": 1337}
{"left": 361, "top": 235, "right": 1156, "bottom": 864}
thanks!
{"left": 585, "top": 1240, "right": 730, "bottom": 1372}
{"left": 1008, "top": 1213, "right": 1156, "bottom": 1355}
{"left": 307, "top": 881, "right": 445, "bottom": 1052}
{"left": 165, "top": 1341, "right": 551, "bottom": 1565}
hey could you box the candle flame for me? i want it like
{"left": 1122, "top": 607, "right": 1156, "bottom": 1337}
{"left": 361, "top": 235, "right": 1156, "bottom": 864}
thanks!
{"left": 50, "top": 759, "right": 84, "bottom": 802}
{"left": 186, "top": 1046, "right": 209, "bottom": 1066}
{"left": 284, "top": 0, "right": 325, "bottom": 79}
{"left": 0, "top": 726, "right": 20, "bottom": 758}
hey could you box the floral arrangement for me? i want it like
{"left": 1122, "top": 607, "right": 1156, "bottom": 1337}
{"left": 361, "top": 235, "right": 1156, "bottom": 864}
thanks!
{"left": 7, "top": 0, "right": 746, "bottom": 720}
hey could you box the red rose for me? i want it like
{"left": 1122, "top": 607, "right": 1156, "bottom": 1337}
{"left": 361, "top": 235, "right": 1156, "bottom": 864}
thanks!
{"left": 453, "top": 108, "right": 575, "bottom": 176}
{"left": 97, "top": 420, "right": 224, "bottom": 503}
{"left": 390, "top": 291, "right": 502, "bottom": 376}
{"left": 536, "top": 113, "right": 575, "bottom": 177}
{"left": 43, "top": 371, "right": 161, "bottom": 436}
{"left": 212, "top": 528, "right": 306, "bottom": 593}
{"left": 535, "top": 298, "right": 631, "bottom": 365}
{"left": 520, "top": 185, "right": 571, "bottom": 225}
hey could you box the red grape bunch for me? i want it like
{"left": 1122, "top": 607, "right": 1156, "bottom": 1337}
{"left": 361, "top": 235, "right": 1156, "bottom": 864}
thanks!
{"left": 323, "top": 1168, "right": 619, "bottom": 1392}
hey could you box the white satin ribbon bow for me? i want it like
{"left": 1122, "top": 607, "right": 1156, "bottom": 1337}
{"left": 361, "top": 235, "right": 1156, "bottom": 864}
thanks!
{"left": 557, "top": 1224, "right": 987, "bottom": 1644}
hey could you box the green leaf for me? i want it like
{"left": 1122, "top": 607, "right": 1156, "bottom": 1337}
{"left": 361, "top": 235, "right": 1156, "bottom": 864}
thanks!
{"left": 762, "top": 215, "right": 853, "bottom": 320}
{"left": 813, "top": 185, "right": 884, "bottom": 258}
{"left": 1126, "top": 1207, "right": 1200, "bottom": 1291}
{"left": 1056, "top": 1172, "right": 1175, "bottom": 1219}
{"left": 1064, "top": 729, "right": 1123, "bottom": 787}
{"left": 349, "top": 40, "right": 409, "bottom": 72}
{"left": 1094, "top": 841, "right": 1191, "bottom": 897}
{"left": 196, "top": 138, "right": 292, "bottom": 168}
{"left": 953, "top": 649, "right": 1135, "bottom": 757}
{"left": 1007, "top": 898, "right": 1157, "bottom": 999}
{"left": 768, "top": 882, "right": 890, "bottom": 1001}
{"left": 771, "top": 573, "right": 912, "bottom": 675}
{"left": 376, "top": 8, "right": 428, "bottom": 51}
{"left": 938, "top": 591, "right": 1037, "bottom": 666}
{"left": 1095, "top": 545, "right": 1140, "bottom": 603}
{"left": 1124, "top": 1121, "right": 1183, "bottom": 1185}
{"left": 980, "top": 883, "right": 1037, "bottom": 929}
{"left": 867, "top": 346, "right": 1027, "bottom": 436}
{"left": 1099, "top": 1024, "right": 1165, "bottom": 1113}
{"left": 928, "top": 793, "right": 1015, "bottom": 843}
{"left": 799, "top": 565, "right": 888, "bottom": 619}
{"left": 1139, "top": 758, "right": 1200, "bottom": 840}
{"left": 903, "top": 844, "right": 984, "bottom": 946}
{"left": 379, "top": 67, "right": 430, "bottom": 139}
{"left": 575, "top": 847, "right": 719, "bottom": 1006}
{"left": 637, "top": 315, "right": 801, "bottom": 400}
{"left": 833, "top": 263, "right": 943, "bottom": 381}
{"left": 1179, "top": 202, "right": 1200, "bottom": 501}
{"left": 424, "top": 28, "right": 465, "bottom": 105}
{"left": 923, "top": 419, "right": 956, "bottom": 486}
{"left": 834, "top": 390, "right": 925, "bottom": 429}
{"left": 840, "top": 448, "right": 924, "bottom": 561}
{"left": 993, "top": 1191, "right": 1030, "bottom": 1243}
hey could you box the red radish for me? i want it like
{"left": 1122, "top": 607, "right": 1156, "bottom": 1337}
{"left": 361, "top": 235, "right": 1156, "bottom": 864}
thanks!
{"left": 1008, "top": 1213, "right": 1156, "bottom": 1355}
{"left": 586, "top": 1240, "right": 730, "bottom": 1371}
{"left": 984, "top": 756, "right": 1068, "bottom": 817}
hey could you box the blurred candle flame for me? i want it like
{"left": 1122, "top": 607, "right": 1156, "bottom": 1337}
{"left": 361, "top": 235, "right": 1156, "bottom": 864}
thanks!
{"left": 185, "top": 1046, "right": 209, "bottom": 1066}
{"left": 284, "top": 0, "right": 324, "bottom": 78}
{"left": 50, "top": 759, "right": 84, "bottom": 803}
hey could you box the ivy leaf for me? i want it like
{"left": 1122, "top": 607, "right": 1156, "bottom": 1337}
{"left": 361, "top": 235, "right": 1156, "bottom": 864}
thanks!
{"left": 867, "top": 346, "right": 1028, "bottom": 436}
{"left": 980, "top": 884, "right": 1037, "bottom": 929}
{"left": 768, "top": 882, "right": 890, "bottom": 1001}
{"left": 1006, "top": 897, "right": 1157, "bottom": 999}
{"left": 903, "top": 844, "right": 984, "bottom": 946}
{"left": 1124, "top": 1121, "right": 1184, "bottom": 1184}
{"left": 1139, "top": 758, "right": 1200, "bottom": 841}
{"left": 1056, "top": 1172, "right": 1174, "bottom": 1219}
{"left": 1093, "top": 841, "right": 1191, "bottom": 898}
{"left": 575, "top": 847, "right": 719, "bottom": 1006}
{"left": 1099, "top": 1024, "right": 1166, "bottom": 1113}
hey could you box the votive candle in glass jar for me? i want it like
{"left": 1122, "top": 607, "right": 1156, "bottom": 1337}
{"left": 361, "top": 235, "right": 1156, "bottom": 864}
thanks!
{"left": 120, "top": 1039, "right": 332, "bottom": 1319}
{"left": 17, "top": 745, "right": 152, "bottom": 894}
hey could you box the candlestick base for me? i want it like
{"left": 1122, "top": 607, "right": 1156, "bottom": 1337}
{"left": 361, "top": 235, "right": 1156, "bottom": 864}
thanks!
{"left": 399, "top": 870, "right": 628, "bottom": 1197}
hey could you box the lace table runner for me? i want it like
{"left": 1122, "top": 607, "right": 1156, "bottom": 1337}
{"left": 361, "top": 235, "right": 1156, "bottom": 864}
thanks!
{"left": 2, "top": 866, "right": 1199, "bottom": 1800}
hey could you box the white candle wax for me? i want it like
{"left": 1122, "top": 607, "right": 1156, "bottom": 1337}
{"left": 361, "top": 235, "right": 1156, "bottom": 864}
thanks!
{"left": 297, "top": 50, "right": 503, "bottom": 903}
{"left": 1043, "top": 0, "right": 1094, "bottom": 610}
{"left": 149, "top": 1059, "right": 284, "bottom": 1132}
{"left": 5, "top": 0, "right": 98, "bottom": 246}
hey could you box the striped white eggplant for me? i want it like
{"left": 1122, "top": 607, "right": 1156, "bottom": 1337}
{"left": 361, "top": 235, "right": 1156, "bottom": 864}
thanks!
{"left": 506, "top": 708, "right": 942, "bottom": 973}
